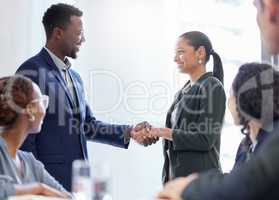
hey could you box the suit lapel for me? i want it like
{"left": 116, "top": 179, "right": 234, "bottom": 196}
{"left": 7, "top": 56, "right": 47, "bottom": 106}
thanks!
{"left": 172, "top": 72, "right": 213, "bottom": 128}
{"left": 163, "top": 83, "right": 188, "bottom": 151}
{"left": 172, "top": 93, "right": 187, "bottom": 129}
{"left": 165, "top": 84, "right": 186, "bottom": 128}
{"left": 168, "top": 81, "right": 191, "bottom": 129}
{"left": 68, "top": 69, "right": 83, "bottom": 120}
{"left": 40, "top": 48, "right": 76, "bottom": 109}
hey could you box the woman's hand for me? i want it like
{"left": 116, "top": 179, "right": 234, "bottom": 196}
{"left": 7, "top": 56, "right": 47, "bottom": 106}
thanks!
{"left": 15, "top": 183, "right": 70, "bottom": 198}
{"left": 148, "top": 128, "right": 173, "bottom": 141}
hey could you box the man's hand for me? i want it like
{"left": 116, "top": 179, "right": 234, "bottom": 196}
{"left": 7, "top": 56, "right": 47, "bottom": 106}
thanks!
{"left": 156, "top": 174, "right": 199, "bottom": 200}
{"left": 130, "top": 121, "right": 159, "bottom": 146}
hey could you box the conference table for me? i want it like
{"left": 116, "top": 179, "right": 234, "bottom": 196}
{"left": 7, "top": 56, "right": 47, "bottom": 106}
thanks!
{"left": 8, "top": 195, "right": 68, "bottom": 200}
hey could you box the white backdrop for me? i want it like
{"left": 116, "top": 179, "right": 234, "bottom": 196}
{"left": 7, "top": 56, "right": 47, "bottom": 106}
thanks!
{"left": 0, "top": 0, "right": 260, "bottom": 199}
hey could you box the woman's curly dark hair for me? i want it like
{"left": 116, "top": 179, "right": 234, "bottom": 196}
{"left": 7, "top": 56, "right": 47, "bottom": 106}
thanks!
{"left": 232, "top": 62, "right": 279, "bottom": 134}
{"left": 0, "top": 75, "right": 34, "bottom": 127}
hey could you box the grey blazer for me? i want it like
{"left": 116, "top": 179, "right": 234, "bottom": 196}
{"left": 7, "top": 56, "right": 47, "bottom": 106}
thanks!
{"left": 0, "top": 137, "right": 67, "bottom": 199}
{"left": 162, "top": 72, "right": 226, "bottom": 184}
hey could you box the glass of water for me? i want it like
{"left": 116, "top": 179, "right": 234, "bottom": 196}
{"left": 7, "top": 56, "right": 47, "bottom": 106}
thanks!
{"left": 72, "top": 160, "right": 92, "bottom": 200}
{"left": 92, "top": 162, "right": 112, "bottom": 200}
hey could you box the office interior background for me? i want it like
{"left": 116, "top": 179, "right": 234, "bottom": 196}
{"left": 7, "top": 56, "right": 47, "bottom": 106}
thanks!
{"left": 1, "top": 0, "right": 263, "bottom": 199}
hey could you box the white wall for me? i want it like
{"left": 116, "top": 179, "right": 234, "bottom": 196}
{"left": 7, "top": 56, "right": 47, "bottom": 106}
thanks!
{"left": 1, "top": 0, "right": 34, "bottom": 76}
{"left": 77, "top": 1, "right": 176, "bottom": 199}
{"left": 0, "top": 1, "right": 260, "bottom": 200}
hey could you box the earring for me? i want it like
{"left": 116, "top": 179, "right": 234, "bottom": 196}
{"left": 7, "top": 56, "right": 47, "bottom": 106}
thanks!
{"left": 29, "top": 115, "right": 35, "bottom": 122}
{"left": 198, "top": 59, "right": 202, "bottom": 64}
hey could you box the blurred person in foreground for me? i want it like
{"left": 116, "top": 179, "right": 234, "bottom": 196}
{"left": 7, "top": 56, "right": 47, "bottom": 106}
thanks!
{"left": 156, "top": 0, "right": 279, "bottom": 199}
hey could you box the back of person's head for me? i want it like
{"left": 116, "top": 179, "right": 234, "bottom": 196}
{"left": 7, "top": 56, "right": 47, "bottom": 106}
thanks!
{"left": 42, "top": 3, "right": 83, "bottom": 40}
{"left": 232, "top": 62, "right": 279, "bottom": 132}
{"left": 179, "top": 31, "right": 224, "bottom": 84}
{"left": 0, "top": 76, "right": 34, "bottom": 127}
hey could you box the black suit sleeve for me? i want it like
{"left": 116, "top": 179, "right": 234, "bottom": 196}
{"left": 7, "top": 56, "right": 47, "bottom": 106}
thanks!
{"left": 182, "top": 132, "right": 279, "bottom": 200}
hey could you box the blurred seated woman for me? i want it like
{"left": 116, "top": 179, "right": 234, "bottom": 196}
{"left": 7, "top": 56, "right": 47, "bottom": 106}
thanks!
{"left": 0, "top": 75, "right": 69, "bottom": 199}
{"left": 229, "top": 62, "right": 279, "bottom": 170}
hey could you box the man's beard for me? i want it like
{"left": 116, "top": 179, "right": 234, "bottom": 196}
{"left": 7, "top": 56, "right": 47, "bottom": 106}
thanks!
{"left": 69, "top": 50, "right": 77, "bottom": 59}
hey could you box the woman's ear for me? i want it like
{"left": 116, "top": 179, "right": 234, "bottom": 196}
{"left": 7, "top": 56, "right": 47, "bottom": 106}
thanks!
{"left": 196, "top": 46, "right": 206, "bottom": 62}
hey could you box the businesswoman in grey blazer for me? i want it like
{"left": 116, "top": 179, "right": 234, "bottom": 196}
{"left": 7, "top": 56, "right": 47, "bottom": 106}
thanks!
{"left": 148, "top": 31, "right": 226, "bottom": 183}
{"left": 0, "top": 75, "right": 69, "bottom": 199}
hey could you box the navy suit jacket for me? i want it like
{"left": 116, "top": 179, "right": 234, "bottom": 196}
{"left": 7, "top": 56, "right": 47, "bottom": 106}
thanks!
{"left": 16, "top": 48, "right": 130, "bottom": 191}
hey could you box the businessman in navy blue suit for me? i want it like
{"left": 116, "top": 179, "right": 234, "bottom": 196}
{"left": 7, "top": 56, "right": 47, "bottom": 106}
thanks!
{"left": 16, "top": 3, "right": 157, "bottom": 191}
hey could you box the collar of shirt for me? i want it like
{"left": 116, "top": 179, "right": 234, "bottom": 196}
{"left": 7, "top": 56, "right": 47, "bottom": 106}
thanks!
{"left": 44, "top": 47, "right": 71, "bottom": 72}
{"left": 251, "top": 140, "right": 258, "bottom": 153}
{"left": 12, "top": 154, "right": 21, "bottom": 170}
{"left": 189, "top": 80, "right": 196, "bottom": 87}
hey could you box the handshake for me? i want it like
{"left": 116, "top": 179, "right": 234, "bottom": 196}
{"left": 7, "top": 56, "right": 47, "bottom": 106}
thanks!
{"left": 129, "top": 121, "right": 160, "bottom": 146}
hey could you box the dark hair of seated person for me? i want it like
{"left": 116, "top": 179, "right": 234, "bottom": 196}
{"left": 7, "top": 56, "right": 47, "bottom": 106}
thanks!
{"left": 231, "top": 63, "right": 279, "bottom": 169}
{"left": 232, "top": 62, "right": 279, "bottom": 135}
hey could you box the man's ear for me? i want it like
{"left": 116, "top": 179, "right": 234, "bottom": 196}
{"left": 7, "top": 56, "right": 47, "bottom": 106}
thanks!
{"left": 52, "top": 27, "right": 64, "bottom": 40}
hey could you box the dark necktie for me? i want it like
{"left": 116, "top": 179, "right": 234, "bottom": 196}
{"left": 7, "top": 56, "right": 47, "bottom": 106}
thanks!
{"left": 62, "top": 60, "right": 78, "bottom": 108}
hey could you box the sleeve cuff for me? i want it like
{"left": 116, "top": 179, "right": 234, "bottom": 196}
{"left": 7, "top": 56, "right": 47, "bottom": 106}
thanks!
{"left": 0, "top": 181, "right": 16, "bottom": 199}
{"left": 171, "top": 129, "right": 184, "bottom": 150}
{"left": 123, "top": 126, "right": 133, "bottom": 148}
{"left": 6, "top": 185, "right": 16, "bottom": 197}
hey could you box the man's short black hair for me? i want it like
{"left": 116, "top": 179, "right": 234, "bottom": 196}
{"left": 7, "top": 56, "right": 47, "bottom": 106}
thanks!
{"left": 42, "top": 3, "right": 83, "bottom": 40}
